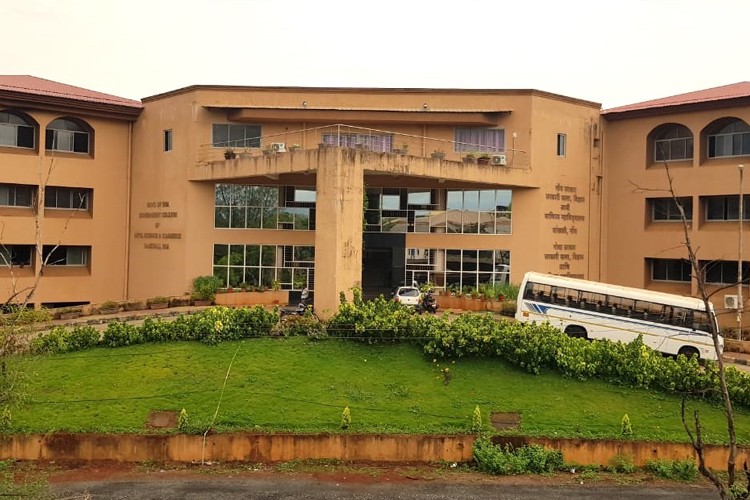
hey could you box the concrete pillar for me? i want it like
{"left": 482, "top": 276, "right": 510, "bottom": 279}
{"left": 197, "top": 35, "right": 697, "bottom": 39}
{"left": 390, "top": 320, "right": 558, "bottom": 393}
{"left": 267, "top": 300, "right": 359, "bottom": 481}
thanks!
{"left": 314, "top": 148, "right": 364, "bottom": 318}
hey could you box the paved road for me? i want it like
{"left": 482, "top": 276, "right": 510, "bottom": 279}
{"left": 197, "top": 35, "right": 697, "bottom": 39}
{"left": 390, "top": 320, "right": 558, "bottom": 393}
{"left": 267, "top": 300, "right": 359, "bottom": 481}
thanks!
{"left": 53, "top": 477, "right": 716, "bottom": 499}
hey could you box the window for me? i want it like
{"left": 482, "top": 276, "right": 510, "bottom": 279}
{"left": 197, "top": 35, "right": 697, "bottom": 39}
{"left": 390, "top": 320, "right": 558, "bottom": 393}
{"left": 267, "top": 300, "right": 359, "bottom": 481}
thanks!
{"left": 0, "top": 184, "right": 35, "bottom": 207}
{"left": 44, "top": 187, "right": 91, "bottom": 210}
{"left": 707, "top": 119, "right": 750, "bottom": 158}
{"left": 321, "top": 133, "right": 393, "bottom": 153}
{"left": 651, "top": 258, "right": 691, "bottom": 282}
{"left": 42, "top": 245, "right": 88, "bottom": 266}
{"left": 0, "top": 111, "right": 35, "bottom": 149}
{"left": 164, "top": 130, "right": 173, "bottom": 152}
{"left": 213, "top": 243, "right": 314, "bottom": 289}
{"left": 45, "top": 118, "right": 90, "bottom": 154}
{"left": 649, "top": 197, "right": 692, "bottom": 221}
{"left": 0, "top": 245, "right": 33, "bottom": 267}
{"left": 365, "top": 188, "right": 511, "bottom": 235}
{"left": 556, "top": 133, "right": 566, "bottom": 157}
{"left": 701, "top": 260, "right": 749, "bottom": 285}
{"left": 212, "top": 124, "right": 261, "bottom": 148}
{"left": 652, "top": 124, "right": 693, "bottom": 162}
{"left": 704, "top": 195, "right": 750, "bottom": 221}
{"left": 454, "top": 128, "right": 505, "bottom": 153}
{"left": 405, "top": 248, "right": 510, "bottom": 290}
{"left": 214, "top": 184, "right": 314, "bottom": 230}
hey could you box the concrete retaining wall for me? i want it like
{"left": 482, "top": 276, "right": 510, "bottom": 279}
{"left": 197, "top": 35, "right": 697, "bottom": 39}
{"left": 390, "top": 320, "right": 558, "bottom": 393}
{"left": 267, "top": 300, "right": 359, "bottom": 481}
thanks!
{"left": 1, "top": 433, "right": 748, "bottom": 469}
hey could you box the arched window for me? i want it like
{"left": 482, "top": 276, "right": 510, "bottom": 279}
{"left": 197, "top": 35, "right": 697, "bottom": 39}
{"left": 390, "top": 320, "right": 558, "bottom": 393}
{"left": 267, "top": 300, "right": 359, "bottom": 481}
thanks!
{"left": 0, "top": 110, "right": 36, "bottom": 149}
{"left": 707, "top": 118, "right": 750, "bottom": 158}
{"left": 45, "top": 118, "right": 91, "bottom": 154}
{"left": 650, "top": 123, "right": 693, "bottom": 162}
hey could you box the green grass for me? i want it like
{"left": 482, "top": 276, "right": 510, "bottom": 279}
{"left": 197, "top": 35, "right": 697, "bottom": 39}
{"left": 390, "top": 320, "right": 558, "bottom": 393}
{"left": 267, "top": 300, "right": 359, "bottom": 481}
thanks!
{"left": 15, "top": 337, "right": 750, "bottom": 444}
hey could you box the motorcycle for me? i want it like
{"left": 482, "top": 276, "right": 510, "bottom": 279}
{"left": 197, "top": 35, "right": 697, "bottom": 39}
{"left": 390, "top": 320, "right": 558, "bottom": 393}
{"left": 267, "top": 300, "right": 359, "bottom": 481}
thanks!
{"left": 416, "top": 292, "right": 439, "bottom": 314}
{"left": 280, "top": 299, "right": 317, "bottom": 319}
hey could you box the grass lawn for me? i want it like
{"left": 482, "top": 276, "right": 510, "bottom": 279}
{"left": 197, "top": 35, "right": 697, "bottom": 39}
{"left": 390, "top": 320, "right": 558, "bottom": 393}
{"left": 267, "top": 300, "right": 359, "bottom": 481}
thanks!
{"left": 15, "top": 337, "right": 750, "bottom": 444}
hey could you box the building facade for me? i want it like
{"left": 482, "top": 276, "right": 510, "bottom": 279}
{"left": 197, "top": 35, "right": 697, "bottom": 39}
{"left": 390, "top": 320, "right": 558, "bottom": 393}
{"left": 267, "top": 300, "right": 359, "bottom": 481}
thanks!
{"left": 1, "top": 75, "right": 746, "bottom": 327}
{"left": 602, "top": 82, "right": 750, "bottom": 331}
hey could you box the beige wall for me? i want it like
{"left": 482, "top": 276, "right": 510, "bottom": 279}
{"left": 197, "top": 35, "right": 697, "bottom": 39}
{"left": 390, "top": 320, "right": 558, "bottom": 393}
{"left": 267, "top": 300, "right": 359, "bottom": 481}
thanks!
{"left": 0, "top": 110, "right": 132, "bottom": 306}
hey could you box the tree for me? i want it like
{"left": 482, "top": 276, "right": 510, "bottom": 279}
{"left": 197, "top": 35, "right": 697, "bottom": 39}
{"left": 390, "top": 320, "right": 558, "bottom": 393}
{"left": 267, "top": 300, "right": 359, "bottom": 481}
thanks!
{"left": 0, "top": 158, "right": 81, "bottom": 418}
{"left": 637, "top": 160, "right": 749, "bottom": 498}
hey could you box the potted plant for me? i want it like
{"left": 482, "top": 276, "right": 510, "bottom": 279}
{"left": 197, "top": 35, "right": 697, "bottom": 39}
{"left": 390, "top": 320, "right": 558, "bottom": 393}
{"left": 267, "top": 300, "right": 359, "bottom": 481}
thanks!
{"left": 262, "top": 147, "right": 276, "bottom": 156}
{"left": 98, "top": 300, "right": 120, "bottom": 315}
{"left": 224, "top": 148, "right": 236, "bottom": 160}
{"left": 431, "top": 150, "right": 445, "bottom": 160}
{"left": 58, "top": 306, "right": 83, "bottom": 321}
{"left": 147, "top": 296, "right": 170, "bottom": 310}
{"left": 463, "top": 153, "right": 476, "bottom": 164}
{"left": 477, "top": 154, "right": 491, "bottom": 165}
{"left": 393, "top": 144, "right": 409, "bottom": 154}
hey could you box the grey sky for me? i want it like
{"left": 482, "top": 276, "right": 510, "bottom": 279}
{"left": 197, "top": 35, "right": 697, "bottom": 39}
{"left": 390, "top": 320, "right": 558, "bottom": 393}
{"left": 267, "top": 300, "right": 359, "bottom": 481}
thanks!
{"left": 2, "top": 0, "right": 747, "bottom": 108}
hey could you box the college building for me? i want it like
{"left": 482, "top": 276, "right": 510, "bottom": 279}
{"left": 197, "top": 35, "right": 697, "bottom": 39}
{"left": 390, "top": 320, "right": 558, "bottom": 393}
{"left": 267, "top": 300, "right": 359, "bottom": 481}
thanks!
{"left": 0, "top": 76, "right": 747, "bottom": 327}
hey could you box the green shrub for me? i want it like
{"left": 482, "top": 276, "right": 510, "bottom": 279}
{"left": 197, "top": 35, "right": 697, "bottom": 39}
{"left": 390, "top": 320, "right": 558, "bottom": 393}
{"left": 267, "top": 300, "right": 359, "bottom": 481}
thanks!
{"left": 0, "top": 306, "right": 52, "bottom": 326}
{"left": 30, "top": 325, "right": 99, "bottom": 354}
{"left": 341, "top": 406, "right": 351, "bottom": 430}
{"left": 177, "top": 408, "right": 189, "bottom": 431}
{"left": 102, "top": 322, "right": 143, "bottom": 347}
{"left": 621, "top": 414, "right": 633, "bottom": 436}
{"left": 271, "top": 314, "right": 325, "bottom": 338}
{"left": 607, "top": 453, "right": 636, "bottom": 474}
{"left": 67, "top": 325, "right": 100, "bottom": 351}
{"left": 471, "top": 405, "right": 483, "bottom": 433}
{"left": 191, "top": 275, "right": 223, "bottom": 301}
{"left": 645, "top": 458, "right": 697, "bottom": 481}
{"left": 472, "top": 438, "right": 564, "bottom": 475}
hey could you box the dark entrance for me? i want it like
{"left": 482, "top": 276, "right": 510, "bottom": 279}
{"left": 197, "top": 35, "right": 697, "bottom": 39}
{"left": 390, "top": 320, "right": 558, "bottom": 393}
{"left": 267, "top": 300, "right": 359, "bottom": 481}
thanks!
{"left": 362, "top": 233, "right": 405, "bottom": 300}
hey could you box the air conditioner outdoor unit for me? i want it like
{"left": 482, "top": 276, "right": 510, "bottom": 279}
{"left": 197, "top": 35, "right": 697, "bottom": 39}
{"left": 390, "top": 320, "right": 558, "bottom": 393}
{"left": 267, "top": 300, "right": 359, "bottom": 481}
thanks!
{"left": 270, "top": 142, "right": 287, "bottom": 153}
{"left": 725, "top": 294, "right": 740, "bottom": 310}
{"left": 490, "top": 154, "right": 507, "bottom": 166}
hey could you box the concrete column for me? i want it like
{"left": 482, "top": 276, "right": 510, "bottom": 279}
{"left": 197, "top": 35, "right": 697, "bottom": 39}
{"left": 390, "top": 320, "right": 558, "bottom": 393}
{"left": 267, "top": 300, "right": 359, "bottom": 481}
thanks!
{"left": 314, "top": 148, "right": 364, "bottom": 318}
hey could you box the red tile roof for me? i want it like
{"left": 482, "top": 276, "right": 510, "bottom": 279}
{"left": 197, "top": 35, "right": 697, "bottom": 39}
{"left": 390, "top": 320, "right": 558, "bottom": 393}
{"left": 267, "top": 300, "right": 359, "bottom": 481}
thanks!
{"left": 0, "top": 75, "right": 142, "bottom": 109}
{"left": 603, "top": 82, "right": 750, "bottom": 115}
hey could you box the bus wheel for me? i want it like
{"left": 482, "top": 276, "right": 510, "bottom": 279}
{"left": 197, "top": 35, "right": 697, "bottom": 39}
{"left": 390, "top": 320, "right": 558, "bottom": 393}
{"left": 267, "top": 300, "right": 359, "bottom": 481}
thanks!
{"left": 678, "top": 346, "right": 700, "bottom": 360}
{"left": 564, "top": 325, "right": 588, "bottom": 340}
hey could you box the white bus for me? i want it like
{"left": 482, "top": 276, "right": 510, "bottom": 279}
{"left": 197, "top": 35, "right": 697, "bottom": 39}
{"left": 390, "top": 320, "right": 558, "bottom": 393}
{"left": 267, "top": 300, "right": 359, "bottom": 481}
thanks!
{"left": 515, "top": 272, "right": 722, "bottom": 360}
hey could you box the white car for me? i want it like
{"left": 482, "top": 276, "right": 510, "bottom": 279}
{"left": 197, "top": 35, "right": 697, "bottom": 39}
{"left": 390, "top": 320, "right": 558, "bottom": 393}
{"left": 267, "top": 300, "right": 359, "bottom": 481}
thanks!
{"left": 392, "top": 286, "right": 421, "bottom": 307}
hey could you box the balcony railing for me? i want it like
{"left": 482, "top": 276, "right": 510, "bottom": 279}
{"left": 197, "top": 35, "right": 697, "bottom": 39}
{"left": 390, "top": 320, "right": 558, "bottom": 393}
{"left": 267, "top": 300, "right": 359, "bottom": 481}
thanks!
{"left": 197, "top": 124, "right": 525, "bottom": 167}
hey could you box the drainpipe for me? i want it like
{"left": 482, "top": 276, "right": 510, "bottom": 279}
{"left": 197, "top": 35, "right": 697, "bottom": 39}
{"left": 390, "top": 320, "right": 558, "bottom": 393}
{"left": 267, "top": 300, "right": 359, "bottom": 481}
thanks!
{"left": 123, "top": 121, "right": 133, "bottom": 300}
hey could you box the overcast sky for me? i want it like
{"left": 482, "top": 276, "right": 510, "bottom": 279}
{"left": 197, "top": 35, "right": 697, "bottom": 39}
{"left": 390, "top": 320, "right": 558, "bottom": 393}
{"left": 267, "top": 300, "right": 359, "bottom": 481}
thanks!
{"left": 2, "top": 0, "right": 748, "bottom": 108}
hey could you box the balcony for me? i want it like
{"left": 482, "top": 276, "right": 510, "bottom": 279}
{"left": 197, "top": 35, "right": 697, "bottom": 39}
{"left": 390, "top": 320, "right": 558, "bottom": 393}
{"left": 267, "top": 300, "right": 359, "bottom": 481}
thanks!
{"left": 190, "top": 125, "right": 537, "bottom": 188}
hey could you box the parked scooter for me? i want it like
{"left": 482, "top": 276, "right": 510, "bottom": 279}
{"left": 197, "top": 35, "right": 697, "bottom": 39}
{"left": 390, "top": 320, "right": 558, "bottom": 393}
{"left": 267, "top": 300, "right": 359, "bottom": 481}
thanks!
{"left": 416, "top": 290, "right": 439, "bottom": 314}
{"left": 280, "top": 287, "right": 318, "bottom": 319}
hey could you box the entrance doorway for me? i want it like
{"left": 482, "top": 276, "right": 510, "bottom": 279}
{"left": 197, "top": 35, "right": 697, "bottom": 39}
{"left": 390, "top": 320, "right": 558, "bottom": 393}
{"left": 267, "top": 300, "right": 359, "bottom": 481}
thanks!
{"left": 361, "top": 234, "right": 405, "bottom": 300}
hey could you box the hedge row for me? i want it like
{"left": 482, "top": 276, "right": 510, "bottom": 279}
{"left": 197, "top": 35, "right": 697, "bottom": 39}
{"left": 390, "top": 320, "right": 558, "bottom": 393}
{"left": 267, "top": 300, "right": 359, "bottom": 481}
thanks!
{"left": 28, "top": 301, "right": 750, "bottom": 409}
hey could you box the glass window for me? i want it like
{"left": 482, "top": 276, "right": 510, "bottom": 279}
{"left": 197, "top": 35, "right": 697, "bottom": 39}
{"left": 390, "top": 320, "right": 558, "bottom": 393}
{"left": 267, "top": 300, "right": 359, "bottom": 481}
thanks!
{"left": 44, "top": 187, "right": 91, "bottom": 210}
{"left": 653, "top": 124, "right": 693, "bottom": 162}
{"left": 651, "top": 258, "right": 691, "bottom": 282}
{"left": 649, "top": 197, "right": 692, "bottom": 221}
{"left": 454, "top": 128, "right": 505, "bottom": 153}
{"left": 212, "top": 124, "right": 261, "bottom": 148}
{"left": 707, "top": 119, "right": 750, "bottom": 158}
{"left": 557, "top": 133, "right": 567, "bottom": 157}
{"left": 45, "top": 118, "right": 90, "bottom": 154}
{"left": 164, "top": 130, "right": 173, "bottom": 152}
{"left": 0, "top": 111, "right": 35, "bottom": 149}
{"left": 212, "top": 243, "right": 314, "bottom": 290}
{"left": 0, "top": 245, "right": 33, "bottom": 267}
{"left": 704, "top": 195, "right": 750, "bottom": 221}
{"left": 0, "top": 184, "right": 35, "bottom": 207}
{"left": 43, "top": 245, "right": 88, "bottom": 266}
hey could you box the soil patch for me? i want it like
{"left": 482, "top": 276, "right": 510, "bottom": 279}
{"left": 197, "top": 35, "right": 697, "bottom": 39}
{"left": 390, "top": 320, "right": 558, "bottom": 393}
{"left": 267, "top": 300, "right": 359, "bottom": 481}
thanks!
{"left": 146, "top": 410, "right": 178, "bottom": 429}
